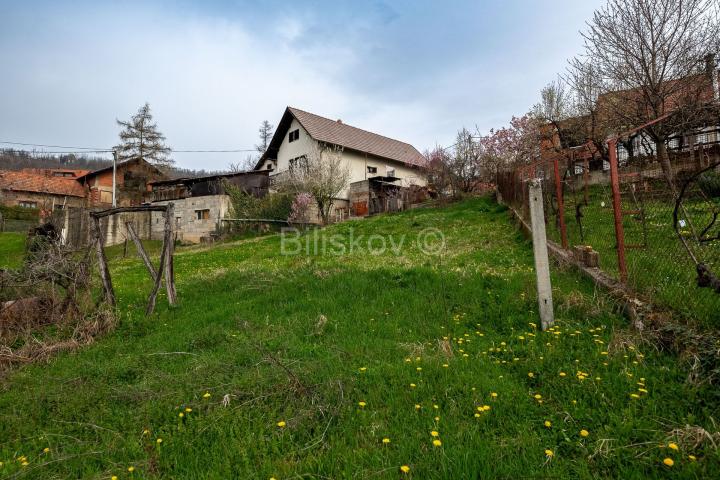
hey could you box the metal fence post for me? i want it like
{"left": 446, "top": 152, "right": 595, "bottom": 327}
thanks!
{"left": 553, "top": 156, "right": 568, "bottom": 249}
{"left": 529, "top": 179, "right": 555, "bottom": 330}
{"left": 608, "top": 138, "right": 628, "bottom": 282}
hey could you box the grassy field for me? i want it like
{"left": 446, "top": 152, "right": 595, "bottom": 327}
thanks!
{"left": 0, "top": 232, "right": 26, "bottom": 269}
{"left": 543, "top": 184, "right": 720, "bottom": 326}
{"left": 0, "top": 197, "right": 718, "bottom": 479}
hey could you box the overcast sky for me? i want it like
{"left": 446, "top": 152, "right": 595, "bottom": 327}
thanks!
{"left": 0, "top": 0, "right": 605, "bottom": 171}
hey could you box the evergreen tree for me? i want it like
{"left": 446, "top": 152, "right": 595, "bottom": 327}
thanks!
{"left": 115, "top": 103, "right": 173, "bottom": 167}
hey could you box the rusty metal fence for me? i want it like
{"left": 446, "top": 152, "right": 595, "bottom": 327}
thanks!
{"left": 497, "top": 141, "right": 720, "bottom": 326}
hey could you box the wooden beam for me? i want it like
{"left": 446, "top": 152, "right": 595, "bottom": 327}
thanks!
{"left": 125, "top": 221, "right": 157, "bottom": 282}
{"left": 90, "top": 205, "right": 168, "bottom": 219}
{"left": 91, "top": 215, "right": 115, "bottom": 307}
{"left": 164, "top": 203, "right": 177, "bottom": 305}
{"left": 145, "top": 232, "right": 167, "bottom": 316}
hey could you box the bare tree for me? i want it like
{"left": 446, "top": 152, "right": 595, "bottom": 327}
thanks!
{"left": 115, "top": 103, "right": 173, "bottom": 168}
{"left": 256, "top": 120, "right": 275, "bottom": 155}
{"left": 532, "top": 78, "right": 586, "bottom": 152}
{"left": 275, "top": 143, "right": 349, "bottom": 224}
{"left": 228, "top": 154, "right": 257, "bottom": 173}
{"left": 578, "top": 0, "right": 719, "bottom": 185}
{"left": 565, "top": 58, "right": 615, "bottom": 162}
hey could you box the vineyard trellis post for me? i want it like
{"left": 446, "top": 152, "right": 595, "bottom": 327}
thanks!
{"left": 529, "top": 178, "right": 555, "bottom": 330}
{"left": 89, "top": 204, "right": 177, "bottom": 315}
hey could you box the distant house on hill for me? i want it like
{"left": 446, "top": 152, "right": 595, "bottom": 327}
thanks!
{"left": 254, "top": 107, "right": 427, "bottom": 220}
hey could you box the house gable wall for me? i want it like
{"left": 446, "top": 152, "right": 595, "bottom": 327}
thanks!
{"left": 271, "top": 118, "right": 426, "bottom": 200}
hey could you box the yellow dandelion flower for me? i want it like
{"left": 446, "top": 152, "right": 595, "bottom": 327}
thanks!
{"left": 668, "top": 442, "right": 679, "bottom": 451}
{"left": 534, "top": 394, "right": 542, "bottom": 400}
{"left": 580, "top": 429, "right": 589, "bottom": 437}
{"left": 359, "top": 367, "right": 367, "bottom": 372}
{"left": 202, "top": 392, "right": 211, "bottom": 398}
{"left": 431, "top": 430, "right": 439, "bottom": 437}
{"left": 185, "top": 407, "right": 192, "bottom": 413}
{"left": 442, "top": 363, "right": 449, "bottom": 368}
{"left": 630, "top": 393, "right": 640, "bottom": 399}
{"left": 358, "top": 401, "right": 367, "bottom": 407}
{"left": 179, "top": 412, "right": 184, "bottom": 418}
{"left": 128, "top": 466, "right": 135, "bottom": 472}
{"left": 112, "top": 476, "right": 118, "bottom": 480}
{"left": 663, "top": 457, "right": 674, "bottom": 467}
{"left": 415, "top": 404, "right": 421, "bottom": 410}
{"left": 559, "top": 372, "right": 566, "bottom": 377}
{"left": 432, "top": 439, "right": 442, "bottom": 447}
{"left": 474, "top": 413, "right": 481, "bottom": 418}
{"left": 277, "top": 421, "right": 286, "bottom": 428}
{"left": 409, "top": 383, "right": 416, "bottom": 388}
{"left": 416, "top": 367, "right": 422, "bottom": 371}
{"left": 400, "top": 465, "right": 410, "bottom": 473}
{"left": 545, "top": 449, "right": 554, "bottom": 457}
{"left": 21, "top": 461, "right": 29, "bottom": 467}
{"left": 689, "top": 455, "right": 697, "bottom": 461}
{"left": 156, "top": 438, "right": 163, "bottom": 444}
{"left": 528, "top": 372, "right": 534, "bottom": 378}
{"left": 544, "top": 420, "right": 552, "bottom": 428}
{"left": 491, "top": 392, "right": 498, "bottom": 398}
{"left": 434, "top": 416, "right": 440, "bottom": 421}
{"left": 382, "top": 438, "right": 391, "bottom": 444}
{"left": 433, "top": 404, "right": 439, "bottom": 409}
{"left": 43, "top": 447, "right": 50, "bottom": 453}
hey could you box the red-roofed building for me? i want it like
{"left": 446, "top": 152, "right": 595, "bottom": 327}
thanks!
{"left": 0, "top": 169, "right": 88, "bottom": 217}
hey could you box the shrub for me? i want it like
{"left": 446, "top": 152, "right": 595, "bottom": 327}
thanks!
{"left": 698, "top": 171, "right": 720, "bottom": 199}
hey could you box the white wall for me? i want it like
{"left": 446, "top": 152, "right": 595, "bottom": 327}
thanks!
{"left": 272, "top": 118, "right": 427, "bottom": 200}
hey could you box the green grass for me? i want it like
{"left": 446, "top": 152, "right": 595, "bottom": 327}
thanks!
{"left": 544, "top": 184, "right": 720, "bottom": 326}
{"left": 0, "top": 197, "right": 718, "bottom": 479}
{"left": 0, "top": 232, "right": 26, "bottom": 269}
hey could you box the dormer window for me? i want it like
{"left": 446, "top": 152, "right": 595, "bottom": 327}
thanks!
{"left": 288, "top": 129, "right": 300, "bottom": 142}
{"left": 266, "top": 162, "right": 273, "bottom": 171}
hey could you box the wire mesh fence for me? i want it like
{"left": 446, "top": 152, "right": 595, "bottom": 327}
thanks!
{"left": 497, "top": 142, "right": 720, "bottom": 326}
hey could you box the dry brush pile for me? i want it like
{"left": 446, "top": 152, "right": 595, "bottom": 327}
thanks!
{"left": 0, "top": 232, "right": 115, "bottom": 374}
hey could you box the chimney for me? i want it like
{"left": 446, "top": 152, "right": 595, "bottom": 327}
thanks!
{"left": 336, "top": 119, "right": 343, "bottom": 124}
{"left": 705, "top": 53, "right": 719, "bottom": 102}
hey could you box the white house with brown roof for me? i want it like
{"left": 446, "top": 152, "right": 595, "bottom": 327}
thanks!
{"left": 255, "top": 107, "right": 427, "bottom": 213}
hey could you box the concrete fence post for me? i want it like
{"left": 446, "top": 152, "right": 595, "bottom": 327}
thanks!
{"left": 529, "top": 179, "right": 555, "bottom": 330}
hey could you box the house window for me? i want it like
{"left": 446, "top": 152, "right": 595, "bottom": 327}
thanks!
{"left": 100, "top": 190, "right": 113, "bottom": 204}
{"left": 53, "top": 172, "right": 73, "bottom": 177}
{"left": 367, "top": 166, "right": 377, "bottom": 174}
{"left": 266, "top": 162, "right": 273, "bottom": 170}
{"left": 386, "top": 167, "right": 395, "bottom": 177}
{"left": 54, "top": 204, "right": 65, "bottom": 210}
{"left": 288, "top": 129, "right": 300, "bottom": 142}
{"left": 289, "top": 155, "right": 308, "bottom": 173}
{"left": 195, "top": 209, "right": 210, "bottom": 220}
{"left": 18, "top": 200, "right": 37, "bottom": 208}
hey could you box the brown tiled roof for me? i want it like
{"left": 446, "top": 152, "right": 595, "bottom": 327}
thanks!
{"left": 0, "top": 170, "right": 86, "bottom": 197}
{"left": 20, "top": 168, "right": 91, "bottom": 178}
{"left": 287, "top": 107, "right": 426, "bottom": 167}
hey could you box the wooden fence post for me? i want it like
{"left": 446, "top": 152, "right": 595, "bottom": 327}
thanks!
{"left": 164, "top": 203, "right": 177, "bottom": 305}
{"left": 91, "top": 215, "right": 116, "bottom": 307}
{"left": 529, "top": 179, "right": 554, "bottom": 330}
